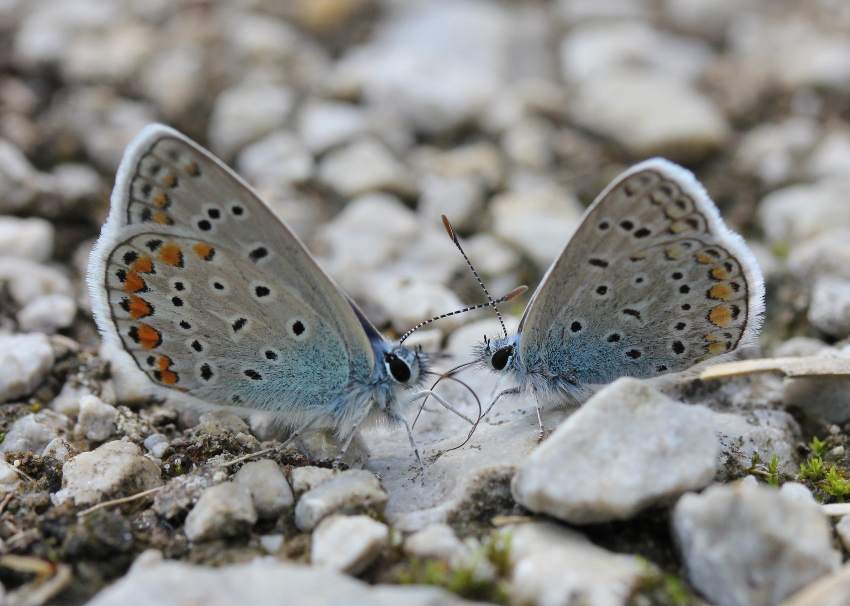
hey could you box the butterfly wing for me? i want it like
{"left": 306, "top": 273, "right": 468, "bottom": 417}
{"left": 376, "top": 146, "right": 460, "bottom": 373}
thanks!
{"left": 517, "top": 158, "right": 765, "bottom": 385}
{"left": 88, "top": 124, "right": 377, "bottom": 417}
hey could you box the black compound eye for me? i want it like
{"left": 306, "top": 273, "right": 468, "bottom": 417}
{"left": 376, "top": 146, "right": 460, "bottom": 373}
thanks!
{"left": 385, "top": 353, "right": 411, "bottom": 383}
{"left": 491, "top": 347, "right": 513, "bottom": 371}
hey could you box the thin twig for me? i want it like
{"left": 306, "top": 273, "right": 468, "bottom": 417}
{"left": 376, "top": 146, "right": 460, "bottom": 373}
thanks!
{"left": 76, "top": 486, "right": 164, "bottom": 517}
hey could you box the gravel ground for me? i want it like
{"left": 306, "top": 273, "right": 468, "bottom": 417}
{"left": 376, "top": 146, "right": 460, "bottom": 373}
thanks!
{"left": 0, "top": 0, "right": 850, "bottom": 605}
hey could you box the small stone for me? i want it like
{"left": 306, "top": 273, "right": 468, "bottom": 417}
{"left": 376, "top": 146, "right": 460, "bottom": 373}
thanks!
{"left": 143, "top": 433, "right": 169, "bottom": 459}
{"left": 490, "top": 178, "right": 584, "bottom": 269}
{"left": 195, "top": 411, "right": 250, "bottom": 437}
{"left": 503, "top": 522, "right": 649, "bottom": 606}
{"left": 759, "top": 179, "right": 850, "bottom": 245}
{"left": 53, "top": 441, "right": 162, "bottom": 507}
{"left": 403, "top": 523, "right": 470, "bottom": 564}
{"left": 260, "top": 534, "right": 284, "bottom": 553}
{"left": 410, "top": 142, "right": 504, "bottom": 189}
{"left": 237, "top": 131, "right": 314, "bottom": 188}
{"left": 833, "top": 445, "right": 845, "bottom": 456}
{"left": 137, "top": 44, "right": 203, "bottom": 119}
{"left": 184, "top": 482, "right": 258, "bottom": 542}
{"left": 295, "top": 469, "right": 387, "bottom": 531}
{"left": 0, "top": 138, "right": 50, "bottom": 212}
{"left": 298, "top": 99, "right": 370, "bottom": 154}
{"left": 153, "top": 466, "right": 228, "bottom": 520}
{"left": 0, "top": 333, "right": 55, "bottom": 403}
{"left": 417, "top": 174, "right": 483, "bottom": 233}
{"left": 233, "top": 460, "right": 294, "bottom": 520}
{"left": 734, "top": 118, "right": 819, "bottom": 185}
{"left": 208, "top": 84, "right": 295, "bottom": 158}
{"left": 317, "top": 137, "right": 414, "bottom": 199}
{"left": 713, "top": 409, "right": 801, "bottom": 477}
{"left": 787, "top": 229, "right": 850, "bottom": 283}
{"left": 0, "top": 460, "right": 22, "bottom": 495}
{"left": 569, "top": 68, "right": 729, "bottom": 162}
{"left": 784, "top": 377, "right": 850, "bottom": 425}
{"left": 512, "top": 378, "right": 719, "bottom": 524}
{"left": 772, "top": 336, "right": 827, "bottom": 358}
{"left": 42, "top": 437, "right": 77, "bottom": 463}
{"left": 311, "top": 514, "right": 389, "bottom": 575}
{"left": 836, "top": 515, "right": 850, "bottom": 552}
{"left": 17, "top": 294, "right": 76, "bottom": 334}
{"left": 77, "top": 394, "right": 118, "bottom": 442}
{"left": 808, "top": 276, "right": 850, "bottom": 338}
{"left": 807, "top": 128, "right": 850, "bottom": 181}
{"left": 367, "top": 277, "right": 464, "bottom": 335}
{"left": 0, "top": 216, "right": 54, "bottom": 261}
{"left": 1, "top": 409, "right": 70, "bottom": 454}
{"left": 50, "top": 163, "right": 103, "bottom": 206}
{"left": 290, "top": 466, "right": 339, "bottom": 498}
{"left": 0, "top": 258, "right": 73, "bottom": 306}
{"left": 673, "top": 481, "right": 839, "bottom": 606}
{"left": 500, "top": 117, "right": 554, "bottom": 171}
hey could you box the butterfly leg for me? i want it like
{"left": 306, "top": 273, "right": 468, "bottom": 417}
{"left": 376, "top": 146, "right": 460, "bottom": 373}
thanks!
{"left": 335, "top": 407, "right": 375, "bottom": 469}
{"left": 407, "top": 390, "right": 475, "bottom": 425}
{"left": 480, "top": 386, "right": 521, "bottom": 419}
{"left": 387, "top": 410, "right": 424, "bottom": 470}
{"left": 221, "top": 416, "right": 319, "bottom": 468}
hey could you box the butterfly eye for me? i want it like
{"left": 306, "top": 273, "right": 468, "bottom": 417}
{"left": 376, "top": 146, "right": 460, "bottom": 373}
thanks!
{"left": 491, "top": 347, "right": 513, "bottom": 371}
{"left": 385, "top": 353, "right": 411, "bottom": 383}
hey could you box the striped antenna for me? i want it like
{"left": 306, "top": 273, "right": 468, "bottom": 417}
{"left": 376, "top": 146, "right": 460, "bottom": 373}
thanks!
{"left": 441, "top": 215, "right": 511, "bottom": 339}
{"left": 398, "top": 286, "right": 527, "bottom": 345}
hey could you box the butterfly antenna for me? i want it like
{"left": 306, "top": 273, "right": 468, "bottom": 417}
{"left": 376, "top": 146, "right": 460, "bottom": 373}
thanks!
{"left": 412, "top": 361, "right": 477, "bottom": 428}
{"left": 442, "top": 215, "right": 511, "bottom": 338}
{"left": 398, "top": 286, "right": 527, "bottom": 345}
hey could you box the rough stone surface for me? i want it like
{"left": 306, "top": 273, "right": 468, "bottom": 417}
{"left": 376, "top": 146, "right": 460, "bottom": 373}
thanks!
{"left": 208, "top": 83, "right": 295, "bottom": 158}
{"left": 808, "top": 276, "right": 850, "bottom": 338}
{"left": 53, "top": 441, "right": 162, "bottom": 507}
{"left": 311, "top": 514, "right": 390, "bottom": 575}
{"left": 0, "top": 216, "right": 54, "bottom": 261}
{"left": 184, "top": 482, "right": 258, "bottom": 542}
{"left": 0, "top": 333, "right": 55, "bottom": 402}
{"left": 513, "top": 378, "right": 719, "bottom": 524}
{"left": 317, "top": 137, "right": 413, "bottom": 199}
{"left": 16, "top": 293, "right": 76, "bottom": 334}
{"left": 503, "top": 522, "right": 650, "bottom": 606}
{"left": 403, "top": 523, "right": 470, "bottom": 564}
{"left": 295, "top": 469, "right": 388, "bottom": 532}
{"left": 673, "top": 481, "right": 840, "bottom": 606}
{"left": 232, "top": 460, "right": 294, "bottom": 520}
{"left": 290, "top": 466, "right": 339, "bottom": 498}
{"left": 76, "top": 394, "right": 118, "bottom": 442}
{"left": 1, "top": 409, "right": 70, "bottom": 453}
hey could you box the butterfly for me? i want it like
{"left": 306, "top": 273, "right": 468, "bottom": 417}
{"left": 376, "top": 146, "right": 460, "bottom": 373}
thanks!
{"left": 87, "top": 123, "right": 473, "bottom": 461}
{"left": 465, "top": 158, "right": 765, "bottom": 432}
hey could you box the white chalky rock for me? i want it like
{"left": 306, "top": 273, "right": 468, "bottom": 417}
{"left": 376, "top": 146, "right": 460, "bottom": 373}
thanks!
{"left": 0, "top": 257, "right": 73, "bottom": 306}
{"left": 317, "top": 137, "right": 413, "bottom": 199}
{"left": 569, "top": 68, "right": 729, "bottom": 162}
{"left": 295, "top": 469, "right": 387, "bottom": 532}
{"left": 17, "top": 293, "right": 76, "bottom": 334}
{"left": 512, "top": 378, "right": 718, "bottom": 524}
{"left": 237, "top": 131, "right": 314, "bottom": 187}
{"left": 0, "top": 333, "right": 55, "bottom": 403}
{"left": 233, "top": 460, "right": 294, "bottom": 520}
{"left": 0, "top": 216, "right": 54, "bottom": 262}
{"left": 0, "top": 461, "right": 22, "bottom": 495}
{"left": 77, "top": 394, "right": 117, "bottom": 442}
{"left": 808, "top": 276, "right": 850, "bottom": 338}
{"left": 53, "top": 441, "right": 162, "bottom": 507}
{"left": 42, "top": 438, "right": 76, "bottom": 463}
{"left": 1, "top": 409, "right": 70, "bottom": 453}
{"left": 504, "top": 522, "right": 649, "bottom": 606}
{"left": 403, "top": 523, "right": 470, "bottom": 564}
{"left": 289, "top": 466, "right": 339, "bottom": 498}
{"left": 184, "top": 482, "right": 258, "bottom": 542}
{"left": 208, "top": 83, "right": 295, "bottom": 158}
{"left": 759, "top": 179, "right": 850, "bottom": 245}
{"left": 311, "top": 514, "right": 390, "bottom": 575}
{"left": 674, "top": 481, "right": 840, "bottom": 606}
{"left": 298, "top": 99, "right": 370, "bottom": 154}
{"left": 84, "top": 558, "right": 476, "bottom": 606}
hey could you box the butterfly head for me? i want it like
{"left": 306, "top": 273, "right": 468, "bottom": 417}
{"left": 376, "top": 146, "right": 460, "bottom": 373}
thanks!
{"left": 383, "top": 345, "right": 428, "bottom": 388}
{"left": 474, "top": 334, "right": 519, "bottom": 375}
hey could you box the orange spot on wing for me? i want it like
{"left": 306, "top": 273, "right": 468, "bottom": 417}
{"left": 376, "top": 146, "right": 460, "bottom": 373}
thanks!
{"left": 161, "top": 173, "right": 178, "bottom": 188}
{"left": 123, "top": 272, "right": 146, "bottom": 293}
{"left": 185, "top": 162, "right": 200, "bottom": 177}
{"left": 130, "top": 255, "right": 153, "bottom": 273}
{"left": 665, "top": 246, "right": 681, "bottom": 260}
{"left": 707, "top": 342, "right": 728, "bottom": 355}
{"left": 128, "top": 295, "right": 153, "bottom": 319}
{"left": 137, "top": 325, "right": 162, "bottom": 349}
{"left": 711, "top": 265, "right": 730, "bottom": 280}
{"left": 154, "top": 212, "right": 172, "bottom": 225}
{"left": 709, "top": 284, "right": 733, "bottom": 300}
{"left": 709, "top": 305, "right": 732, "bottom": 328}
{"left": 158, "top": 243, "right": 183, "bottom": 266}
{"left": 192, "top": 243, "right": 214, "bottom": 261}
{"left": 152, "top": 190, "right": 170, "bottom": 208}
{"left": 695, "top": 253, "right": 713, "bottom": 264}
{"left": 155, "top": 355, "right": 178, "bottom": 385}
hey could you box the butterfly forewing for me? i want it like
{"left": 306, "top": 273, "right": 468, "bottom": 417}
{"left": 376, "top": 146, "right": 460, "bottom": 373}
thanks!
{"left": 518, "top": 160, "right": 763, "bottom": 385}
{"left": 99, "top": 127, "right": 376, "bottom": 409}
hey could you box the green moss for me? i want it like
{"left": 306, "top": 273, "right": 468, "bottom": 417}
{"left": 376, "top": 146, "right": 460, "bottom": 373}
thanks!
{"left": 747, "top": 453, "right": 783, "bottom": 486}
{"left": 809, "top": 436, "right": 828, "bottom": 458}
